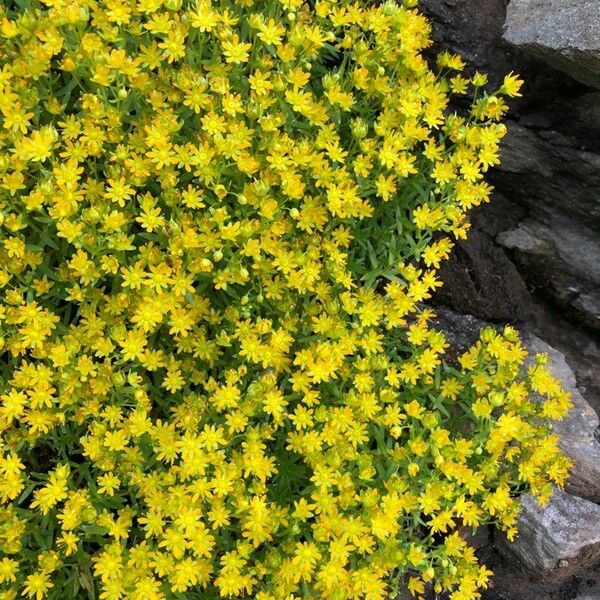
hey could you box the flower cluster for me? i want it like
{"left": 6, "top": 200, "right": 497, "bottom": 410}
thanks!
{"left": 0, "top": 0, "right": 570, "bottom": 599}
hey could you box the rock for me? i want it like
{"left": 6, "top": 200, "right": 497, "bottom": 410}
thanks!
{"left": 504, "top": 0, "right": 600, "bottom": 89}
{"left": 434, "top": 229, "right": 532, "bottom": 323}
{"left": 573, "top": 294, "right": 600, "bottom": 331}
{"left": 497, "top": 212, "right": 600, "bottom": 333}
{"left": 431, "top": 307, "right": 490, "bottom": 364}
{"left": 494, "top": 122, "right": 554, "bottom": 178}
{"left": 575, "top": 583, "right": 600, "bottom": 600}
{"left": 420, "top": 0, "right": 514, "bottom": 86}
{"left": 421, "top": 0, "right": 589, "bottom": 120}
{"left": 572, "top": 92, "right": 600, "bottom": 137}
{"left": 394, "top": 588, "right": 413, "bottom": 600}
{"left": 497, "top": 489, "right": 600, "bottom": 579}
{"left": 498, "top": 217, "right": 600, "bottom": 284}
{"left": 492, "top": 122, "right": 600, "bottom": 231}
{"left": 469, "top": 193, "right": 529, "bottom": 239}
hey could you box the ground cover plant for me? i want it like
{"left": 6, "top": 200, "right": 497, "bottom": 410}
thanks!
{"left": 0, "top": 0, "right": 573, "bottom": 599}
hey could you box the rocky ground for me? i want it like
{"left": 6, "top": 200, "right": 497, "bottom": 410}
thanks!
{"left": 417, "top": 0, "right": 600, "bottom": 598}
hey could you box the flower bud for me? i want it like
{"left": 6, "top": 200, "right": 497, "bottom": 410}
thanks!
{"left": 199, "top": 258, "right": 213, "bottom": 271}
{"left": 351, "top": 118, "right": 368, "bottom": 140}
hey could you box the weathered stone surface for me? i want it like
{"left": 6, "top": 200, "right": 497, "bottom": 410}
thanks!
{"left": 522, "top": 333, "right": 600, "bottom": 502}
{"left": 497, "top": 489, "right": 600, "bottom": 578}
{"left": 420, "top": 0, "right": 578, "bottom": 101}
{"left": 469, "top": 193, "right": 529, "bottom": 239}
{"left": 504, "top": 0, "right": 600, "bottom": 89}
{"left": 431, "top": 307, "right": 489, "bottom": 364}
{"left": 420, "top": 0, "right": 514, "bottom": 84}
{"left": 394, "top": 588, "right": 413, "bottom": 600}
{"left": 498, "top": 217, "right": 600, "bottom": 284}
{"left": 497, "top": 213, "right": 600, "bottom": 333}
{"left": 576, "top": 583, "right": 600, "bottom": 600}
{"left": 492, "top": 122, "right": 600, "bottom": 230}
{"left": 482, "top": 120, "right": 600, "bottom": 334}
{"left": 573, "top": 294, "right": 600, "bottom": 330}
{"left": 434, "top": 229, "right": 532, "bottom": 323}
{"left": 570, "top": 92, "right": 600, "bottom": 144}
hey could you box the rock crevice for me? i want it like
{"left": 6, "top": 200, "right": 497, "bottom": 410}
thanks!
{"left": 421, "top": 0, "right": 600, "bottom": 597}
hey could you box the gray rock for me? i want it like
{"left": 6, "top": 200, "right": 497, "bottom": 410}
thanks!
{"left": 431, "top": 307, "right": 491, "bottom": 364}
{"left": 492, "top": 122, "right": 600, "bottom": 230}
{"left": 497, "top": 489, "right": 600, "bottom": 578}
{"left": 394, "top": 589, "right": 413, "bottom": 600}
{"left": 497, "top": 212, "right": 600, "bottom": 333}
{"left": 572, "top": 293, "right": 600, "bottom": 330}
{"left": 495, "top": 122, "right": 554, "bottom": 178}
{"left": 487, "top": 121, "right": 600, "bottom": 334}
{"left": 434, "top": 229, "right": 532, "bottom": 323}
{"left": 420, "top": 0, "right": 516, "bottom": 86}
{"left": 572, "top": 92, "right": 600, "bottom": 134}
{"left": 504, "top": 0, "right": 600, "bottom": 89}
{"left": 497, "top": 215, "right": 600, "bottom": 285}
{"left": 522, "top": 333, "right": 600, "bottom": 502}
{"left": 576, "top": 583, "right": 600, "bottom": 600}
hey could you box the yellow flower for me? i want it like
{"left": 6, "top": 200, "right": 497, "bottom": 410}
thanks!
{"left": 22, "top": 572, "right": 53, "bottom": 600}
{"left": 190, "top": 1, "right": 220, "bottom": 31}
{"left": 257, "top": 18, "right": 285, "bottom": 46}
{"left": 0, "top": 557, "right": 18, "bottom": 583}
{"left": 97, "top": 472, "right": 121, "bottom": 497}
{"left": 222, "top": 34, "right": 252, "bottom": 64}
{"left": 57, "top": 532, "right": 79, "bottom": 556}
{"left": 501, "top": 72, "right": 524, "bottom": 98}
